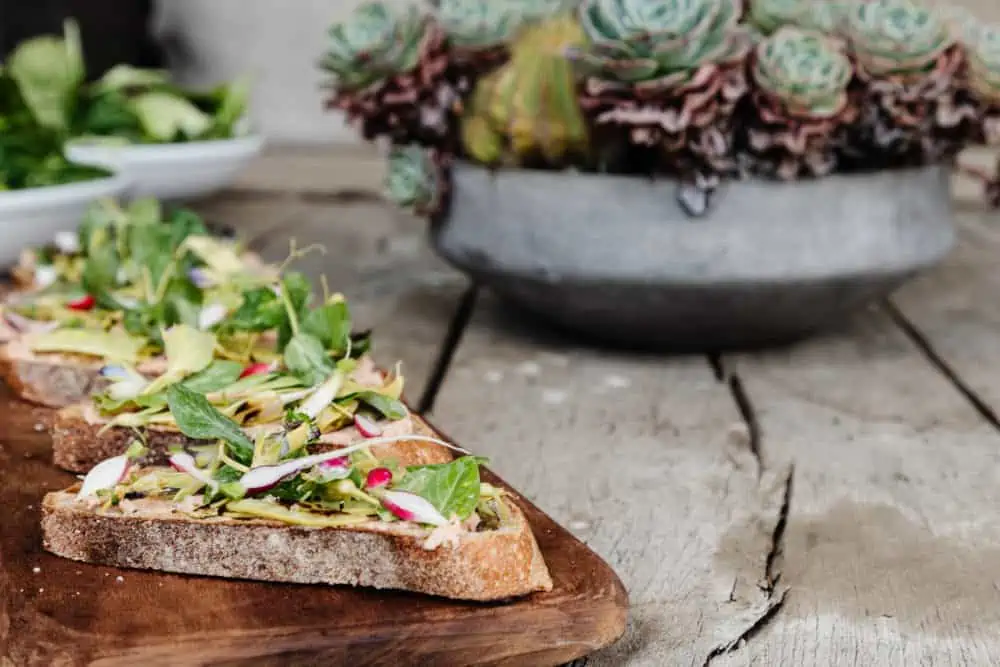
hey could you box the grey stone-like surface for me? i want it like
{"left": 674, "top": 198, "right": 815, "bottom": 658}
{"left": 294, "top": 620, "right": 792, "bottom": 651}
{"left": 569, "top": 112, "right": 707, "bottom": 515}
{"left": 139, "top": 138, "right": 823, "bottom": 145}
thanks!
{"left": 433, "top": 162, "right": 956, "bottom": 349}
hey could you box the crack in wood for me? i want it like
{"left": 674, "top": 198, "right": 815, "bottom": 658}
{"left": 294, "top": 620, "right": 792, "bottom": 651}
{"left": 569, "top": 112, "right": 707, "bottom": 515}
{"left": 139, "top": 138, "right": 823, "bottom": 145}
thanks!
{"left": 416, "top": 284, "right": 479, "bottom": 414}
{"left": 704, "top": 467, "right": 793, "bottom": 666}
{"left": 763, "top": 467, "right": 793, "bottom": 593}
{"left": 886, "top": 298, "right": 1000, "bottom": 431}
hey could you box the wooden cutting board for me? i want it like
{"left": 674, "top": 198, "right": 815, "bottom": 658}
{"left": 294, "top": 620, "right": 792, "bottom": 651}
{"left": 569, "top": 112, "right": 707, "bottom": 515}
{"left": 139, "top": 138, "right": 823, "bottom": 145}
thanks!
{"left": 0, "top": 390, "right": 628, "bottom": 666}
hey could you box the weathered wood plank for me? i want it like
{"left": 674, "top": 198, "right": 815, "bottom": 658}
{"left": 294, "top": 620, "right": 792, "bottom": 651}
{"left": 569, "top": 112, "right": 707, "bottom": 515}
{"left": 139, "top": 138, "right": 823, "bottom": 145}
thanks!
{"left": 431, "top": 297, "right": 790, "bottom": 667}
{"left": 715, "top": 306, "right": 1000, "bottom": 666}
{"left": 890, "top": 212, "right": 1000, "bottom": 413}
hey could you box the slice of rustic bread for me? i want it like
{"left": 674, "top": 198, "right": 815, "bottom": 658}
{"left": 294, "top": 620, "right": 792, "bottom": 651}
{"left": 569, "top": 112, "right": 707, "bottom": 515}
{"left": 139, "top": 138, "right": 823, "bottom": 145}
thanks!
{"left": 42, "top": 489, "right": 553, "bottom": 601}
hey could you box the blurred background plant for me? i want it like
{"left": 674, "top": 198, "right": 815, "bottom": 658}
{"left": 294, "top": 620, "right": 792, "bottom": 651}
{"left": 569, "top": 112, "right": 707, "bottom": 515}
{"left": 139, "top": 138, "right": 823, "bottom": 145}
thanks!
{"left": 320, "top": 0, "right": 1000, "bottom": 218}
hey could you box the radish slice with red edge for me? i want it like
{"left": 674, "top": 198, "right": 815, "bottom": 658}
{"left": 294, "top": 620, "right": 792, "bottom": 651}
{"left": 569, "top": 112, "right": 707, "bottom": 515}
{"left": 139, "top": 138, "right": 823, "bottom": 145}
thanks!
{"left": 316, "top": 456, "right": 351, "bottom": 481}
{"left": 239, "top": 362, "right": 274, "bottom": 379}
{"left": 354, "top": 413, "right": 383, "bottom": 438}
{"left": 77, "top": 455, "right": 131, "bottom": 499}
{"left": 381, "top": 490, "right": 447, "bottom": 526}
{"left": 168, "top": 452, "right": 217, "bottom": 489}
{"left": 365, "top": 467, "right": 392, "bottom": 488}
{"left": 67, "top": 294, "right": 95, "bottom": 311}
{"left": 237, "top": 435, "right": 471, "bottom": 494}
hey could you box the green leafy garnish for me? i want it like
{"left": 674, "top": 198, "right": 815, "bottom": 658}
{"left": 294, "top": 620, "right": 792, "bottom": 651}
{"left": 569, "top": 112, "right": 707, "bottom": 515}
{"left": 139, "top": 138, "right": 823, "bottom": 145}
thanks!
{"left": 166, "top": 384, "right": 254, "bottom": 464}
{"left": 284, "top": 332, "right": 334, "bottom": 386}
{"left": 393, "top": 457, "right": 487, "bottom": 521}
{"left": 302, "top": 300, "right": 351, "bottom": 355}
{"left": 27, "top": 328, "right": 145, "bottom": 363}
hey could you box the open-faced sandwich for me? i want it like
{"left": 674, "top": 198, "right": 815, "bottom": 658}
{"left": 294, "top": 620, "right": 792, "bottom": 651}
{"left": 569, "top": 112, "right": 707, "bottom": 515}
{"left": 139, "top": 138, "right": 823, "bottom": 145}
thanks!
{"left": 0, "top": 198, "right": 278, "bottom": 406}
{"left": 51, "top": 293, "right": 450, "bottom": 472}
{"left": 42, "top": 390, "right": 552, "bottom": 601}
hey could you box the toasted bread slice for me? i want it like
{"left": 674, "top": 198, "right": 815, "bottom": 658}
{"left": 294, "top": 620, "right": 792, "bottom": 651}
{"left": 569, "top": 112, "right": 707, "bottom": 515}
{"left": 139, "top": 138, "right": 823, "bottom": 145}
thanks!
{"left": 52, "top": 405, "right": 455, "bottom": 472}
{"left": 0, "top": 340, "right": 166, "bottom": 408}
{"left": 42, "top": 487, "right": 553, "bottom": 601}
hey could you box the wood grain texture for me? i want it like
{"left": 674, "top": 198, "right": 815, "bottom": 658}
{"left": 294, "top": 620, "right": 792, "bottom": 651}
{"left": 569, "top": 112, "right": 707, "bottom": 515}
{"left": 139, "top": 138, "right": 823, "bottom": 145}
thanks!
{"left": 0, "top": 389, "right": 626, "bottom": 666}
{"left": 431, "top": 298, "right": 790, "bottom": 666}
{"left": 891, "top": 212, "right": 1000, "bottom": 412}
{"left": 715, "top": 301, "right": 1000, "bottom": 665}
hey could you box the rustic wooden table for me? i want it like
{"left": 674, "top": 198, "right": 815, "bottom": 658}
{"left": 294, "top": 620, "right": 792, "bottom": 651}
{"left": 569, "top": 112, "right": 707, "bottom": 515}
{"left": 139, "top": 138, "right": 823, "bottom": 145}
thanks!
{"left": 205, "top": 147, "right": 1000, "bottom": 666}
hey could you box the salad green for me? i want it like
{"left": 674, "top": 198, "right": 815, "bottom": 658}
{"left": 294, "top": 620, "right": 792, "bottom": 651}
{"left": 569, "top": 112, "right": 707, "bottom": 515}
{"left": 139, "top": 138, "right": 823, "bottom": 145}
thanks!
{"left": 0, "top": 20, "right": 250, "bottom": 190}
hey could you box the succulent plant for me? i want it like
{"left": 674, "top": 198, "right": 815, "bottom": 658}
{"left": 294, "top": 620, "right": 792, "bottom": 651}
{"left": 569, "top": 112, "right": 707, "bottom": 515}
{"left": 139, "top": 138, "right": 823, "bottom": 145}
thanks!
{"left": 569, "top": 0, "right": 750, "bottom": 213}
{"left": 839, "top": 0, "right": 967, "bottom": 165}
{"left": 573, "top": 0, "right": 746, "bottom": 85}
{"left": 748, "top": 0, "right": 849, "bottom": 37}
{"left": 384, "top": 145, "right": 449, "bottom": 217}
{"left": 460, "top": 15, "right": 590, "bottom": 168}
{"left": 436, "top": 0, "right": 523, "bottom": 92}
{"left": 321, "top": 2, "right": 455, "bottom": 145}
{"left": 505, "top": 0, "right": 582, "bottom": 24}
{"left": 745, "top": 27, "right": 855, "bottom": 179}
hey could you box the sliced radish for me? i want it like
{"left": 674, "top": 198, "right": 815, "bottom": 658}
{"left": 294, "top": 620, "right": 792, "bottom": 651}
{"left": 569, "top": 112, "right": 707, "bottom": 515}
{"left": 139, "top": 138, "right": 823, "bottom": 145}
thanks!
{"left": 67, "top": 294, "right": 96, "bottom": 311}
{"left": 319, "top": 456, "right": 350, "bottom": 469}
{"left": 77, "top": 455, "right": 131, "bottom": 499}
{"left": 239, "top": 362, "right": 274, "bottom": 379}
{"left": 354, "top": 414, "right": 383, "bottom": 438}
{"left": 365, "top": 467, "right": 392, "bottom": 489}
{"left": 168, "top": 452, "right": 217, "bottom": 488}
{"left": 239, "top": 449, "right": 355, "bottom": 493}
{"left": 316, "top": 456, "right": 351, "bottom": 481}
{"left": 381, "top": 490, "right": 447, "bottom": 526}
{"left": 239, "top": 434, "right": 470, "bottom": 495}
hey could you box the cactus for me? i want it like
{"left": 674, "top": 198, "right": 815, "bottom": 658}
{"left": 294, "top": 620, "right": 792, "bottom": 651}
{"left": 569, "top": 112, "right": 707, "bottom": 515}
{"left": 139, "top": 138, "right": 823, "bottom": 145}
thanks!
{"left": 321, "top": 2, "right": 455, "bottom": 145}
{"left": 384, "top": 145, "right": 449, "bottom": 217}
{"left": 746, "top": 27, "right": 856, "bottom": 179}
{"left": 459, "top": 15, "right": 590, "bottom": 167}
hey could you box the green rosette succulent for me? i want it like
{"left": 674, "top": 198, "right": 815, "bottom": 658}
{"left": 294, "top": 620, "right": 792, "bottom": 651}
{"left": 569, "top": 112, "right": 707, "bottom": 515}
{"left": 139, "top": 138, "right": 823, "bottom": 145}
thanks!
{"left": 506, "top": 0, "right": 582, "bottom": 24}
{"left": 754, "top": 27, "right": 852, "bottom": 117}
{"left": 749, "top": 0, "right": 849, "bottom": 37}
{"left": 384, "top": 145, "right": 442, "bottom": 215}
{"left": 437, "top": 0, "right": 523, "bottom": 52}
{"left": 573, "top": 0, "right": 746, "bottom": 84}
{"left": 320, "top": 2, "right": 426, "bottom": 91}
{"left": 844, "top": 0, "right": 953, "bottom": 76}
{"left": 966, "top": 25, "right": 1000, "bottom": 106}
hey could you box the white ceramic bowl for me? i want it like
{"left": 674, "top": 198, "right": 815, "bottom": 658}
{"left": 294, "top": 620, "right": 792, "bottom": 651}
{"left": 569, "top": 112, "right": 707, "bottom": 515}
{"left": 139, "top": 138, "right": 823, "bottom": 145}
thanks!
{"left": 0, "top": 175, "right": 131, "bottom": 267}
{"left": 66, "top": 135, "right": 265, "bottom": 201}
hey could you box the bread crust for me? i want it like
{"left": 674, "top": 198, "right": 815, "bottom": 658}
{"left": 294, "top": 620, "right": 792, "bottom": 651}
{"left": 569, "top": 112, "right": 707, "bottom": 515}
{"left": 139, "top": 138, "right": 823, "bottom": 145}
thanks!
{"left": 42, "top": 490, "right": 553, "bottom": 601}
{"left": 51, "top": 406, "right": 455, "bottom": 473}
{"left": 0, "top": 342, "right": 165, "bottom": 408}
